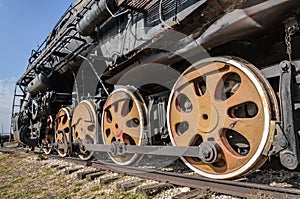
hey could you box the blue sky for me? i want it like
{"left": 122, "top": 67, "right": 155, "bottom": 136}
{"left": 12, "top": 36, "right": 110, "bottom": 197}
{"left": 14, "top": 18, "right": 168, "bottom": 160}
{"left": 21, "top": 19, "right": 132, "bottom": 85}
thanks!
{"left": 0, "top": 0, "right": 74, "bottom": 133}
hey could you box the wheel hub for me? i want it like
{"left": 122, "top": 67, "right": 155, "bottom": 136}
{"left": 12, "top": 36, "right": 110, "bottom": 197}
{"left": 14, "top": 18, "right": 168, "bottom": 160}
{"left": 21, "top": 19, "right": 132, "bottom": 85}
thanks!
{"left": 198, "top": 104, "right": 219, "bottom": 133}
{"left": 199, "top": 141, "right": 220, "bottom": 164}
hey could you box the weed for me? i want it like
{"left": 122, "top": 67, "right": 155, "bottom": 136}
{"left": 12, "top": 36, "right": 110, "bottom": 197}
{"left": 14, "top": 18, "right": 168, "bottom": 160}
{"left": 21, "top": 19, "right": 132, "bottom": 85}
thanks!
{"left": 37, "top": 154, "right": 47, "bottom": 160}
{"left": 0, "top": 166, "right": 9, "bottom": 174}
{"left": 72, "top": 187, "right": 81, "bottom": 193}
{"left": 90, "top": 185, "right": 100, "bottom": 192}
{"left": 0, "top": 154, "right": 8, "bottom": 162}
{"left": 75, "top": 180, "right": 86, "bottom": 187}
{"left": 12, "top": 176, "right": 25, "bottom": 183}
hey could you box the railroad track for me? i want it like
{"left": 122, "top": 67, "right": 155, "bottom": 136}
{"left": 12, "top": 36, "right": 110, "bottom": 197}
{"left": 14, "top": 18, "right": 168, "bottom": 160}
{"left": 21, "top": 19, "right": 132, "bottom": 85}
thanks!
{"left": 50, "top": 154, "right": 300, "bottom": 198}
{"left": 1, "top": 146, "right": 300, "bottom": 198}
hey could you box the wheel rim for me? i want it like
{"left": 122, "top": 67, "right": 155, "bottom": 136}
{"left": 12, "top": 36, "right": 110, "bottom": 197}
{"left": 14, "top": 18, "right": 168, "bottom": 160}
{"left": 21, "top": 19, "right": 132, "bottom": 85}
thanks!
{"left": 43, "top": 116, "right": 53, "bottom": 155}
{"left": 72, "top": 100, "right": 97, "bottom": 160}
{"left": 167, "top": 57, "right": 277, "bottom": 179}
{"left": 102, "top": 86, "right": 146, "bottom": 165}
{"left": 55, "top": 107, "right": 71, "bottom": 157}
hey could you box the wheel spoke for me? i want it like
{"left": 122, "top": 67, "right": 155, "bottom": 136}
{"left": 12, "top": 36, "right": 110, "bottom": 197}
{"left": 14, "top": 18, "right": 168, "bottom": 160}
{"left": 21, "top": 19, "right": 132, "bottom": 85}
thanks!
{"left": 175, "top": 83, "right": 199, "bottom": 108}
{"left": 121, "top": 127, "right": 140, "bottom": 143}
{"left": 55, "top": 108, "right": 71, "bottom": 143}
{"left": 57, "top": 117, "right": 69, "bottom": 131}
{"left": 170, "top": 87, "right": 198, "bottom": 117}
{"left": 173, "top": 129, "right": 196, "bottom": 146}
{"left": 122, "top": 100, "right": 140, "bottom": 122}
{"left": 103, "top": 116, "right": 115, "bottom": 141}
{"left": 112, "top": 99, "right": 141, "bottom": 143}
{"left": 202, "top": 71, "right": 223, "bottom": 103}
{"left": 216, "top": 139, "right": 245, "bottom": 172}
{"left": 83, "top": 120, "right": 95, "bottom": 135}
{"left": 224, "top": 75, "right": 261, "bottom": 109}
{"left": 116, "top": 99, "right": 126, "bottom": 115}
{"left": 177, "top": 62, "right": 227, "bottom": 87}
{"left": 223, "top": 114, "right": 264, "bottom": 152}
{"left": 169, "top": 99, "right": 185, "bottom": 125}
{"left": 107, "top": 130, "right": 115, "bottom": 141}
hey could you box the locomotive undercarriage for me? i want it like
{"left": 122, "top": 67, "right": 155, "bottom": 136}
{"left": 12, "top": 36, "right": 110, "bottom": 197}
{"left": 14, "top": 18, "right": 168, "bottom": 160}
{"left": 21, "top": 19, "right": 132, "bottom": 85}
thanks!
{"left": 38, "top": 52, "right": 300, "bottom": 179}
{"left": 34, "top": 56, "right": 300, "bottom": 180}
{"left": 11, "top": 0, "right": 300, "bottom": 179}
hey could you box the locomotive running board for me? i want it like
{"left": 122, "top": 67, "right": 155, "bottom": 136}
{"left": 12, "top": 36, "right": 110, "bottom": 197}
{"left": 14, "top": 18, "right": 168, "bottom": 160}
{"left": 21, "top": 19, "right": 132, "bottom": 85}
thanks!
{"left": 85, "top": 143, "right": 201, "bottom": 158}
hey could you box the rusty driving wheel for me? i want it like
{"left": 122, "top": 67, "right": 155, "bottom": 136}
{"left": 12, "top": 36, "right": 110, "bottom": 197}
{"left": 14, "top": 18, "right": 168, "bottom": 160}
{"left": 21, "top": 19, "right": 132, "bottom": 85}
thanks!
{"left": 55, "top": 107, "right": 71, "bottom": 157}
{"left": 102, "top": 86, "right": 147, "bottom": 165}
{"left": 167, "top": 57, "right": 278, "bottom": 179}
{"left": 72, "top": 100, "right": 97, "bottom": 160}
{"left": 42, "top": 116, "right": 53, "bottom": 155}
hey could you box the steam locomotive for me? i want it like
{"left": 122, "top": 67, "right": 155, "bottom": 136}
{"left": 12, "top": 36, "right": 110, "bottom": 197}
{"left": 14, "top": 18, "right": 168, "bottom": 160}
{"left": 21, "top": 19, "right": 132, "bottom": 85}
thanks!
{"left": 11, "top": 0, "right": 300, "bottom": 179}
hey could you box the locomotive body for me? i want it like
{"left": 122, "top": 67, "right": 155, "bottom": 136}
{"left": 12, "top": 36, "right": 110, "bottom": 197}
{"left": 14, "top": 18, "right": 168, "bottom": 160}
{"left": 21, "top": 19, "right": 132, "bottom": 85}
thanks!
{"left": 11, "top": 0, "right": 300, "bottom": 179}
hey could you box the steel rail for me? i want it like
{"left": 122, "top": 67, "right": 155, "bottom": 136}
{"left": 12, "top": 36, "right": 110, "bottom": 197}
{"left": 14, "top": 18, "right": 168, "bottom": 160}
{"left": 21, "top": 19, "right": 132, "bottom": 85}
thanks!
{"left": 49, "top": 155, "right": 300, "bottom": 198}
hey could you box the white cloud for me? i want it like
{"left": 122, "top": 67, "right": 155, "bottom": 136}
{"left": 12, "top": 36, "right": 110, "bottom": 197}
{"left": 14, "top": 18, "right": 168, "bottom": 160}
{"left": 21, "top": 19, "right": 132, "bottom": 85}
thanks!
{"left": 0, "top": 77, "right": 17, "bottom": 133}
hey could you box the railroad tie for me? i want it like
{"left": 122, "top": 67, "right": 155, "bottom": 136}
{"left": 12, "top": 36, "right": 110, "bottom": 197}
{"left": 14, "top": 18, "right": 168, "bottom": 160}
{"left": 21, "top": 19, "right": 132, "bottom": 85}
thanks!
{"left": 172, "top": 189, "right": 208, "bottom": 199}
{"left": 0, "top": 148, "right": 15, "bottom": 154}
{"left": 116, "top": 179, "right": 145, "bottom": 191}
{"left": 70, "top": 159, "right": 92, "bottom": 166}
{"left": 56, "top": 165, "right": 68, "bottom": 170}
{"left": 86, "top": 171, "right": 106, "bottom": 181}
{"left": 99, "top": 175, "right": 120, "bottom": 185}
{"left": 65, "top": 168, "right": 82, "bottom": 174}
{"left": 77, "top": 170, "right": 102, "bottom": 180}
{"left": 136, "top": 183, "right": 173, "bottom": 196}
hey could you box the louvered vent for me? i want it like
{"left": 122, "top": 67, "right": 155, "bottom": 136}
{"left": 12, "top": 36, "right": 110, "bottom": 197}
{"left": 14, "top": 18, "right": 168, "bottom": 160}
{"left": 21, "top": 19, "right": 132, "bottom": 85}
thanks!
{"left": 118, "top": 0, "right": 159, "bottom": 11}
{"left": 119, "top": 0, "right": 190, "bottom": 25}
{"left": 146, "top": 0, "right": 189, "bottom": 25}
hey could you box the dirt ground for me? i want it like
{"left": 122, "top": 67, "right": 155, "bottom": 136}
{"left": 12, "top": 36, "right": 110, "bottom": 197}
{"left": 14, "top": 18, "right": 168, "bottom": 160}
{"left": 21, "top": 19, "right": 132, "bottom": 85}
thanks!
{"left": 0, "top": 151, "right": 148, "bottom": 199}
{"left": 0, "top": 147, "right": 238, "bottom": 199}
